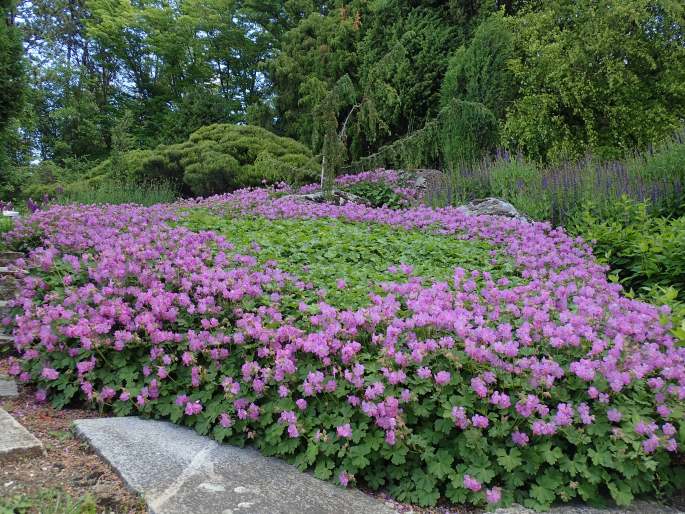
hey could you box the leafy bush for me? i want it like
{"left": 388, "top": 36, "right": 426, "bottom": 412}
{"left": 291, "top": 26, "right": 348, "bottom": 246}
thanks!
{"left": 343, "top": 181, "right": 407, "bottom": 209}
{"left": 567, "top": 198, "right": 685, "bottom": 299}
{"left": 96, "top": 124, "right": 318, "bottom": 196}
{"left": 5, "top": 192, "right": 685, "bottom": 511}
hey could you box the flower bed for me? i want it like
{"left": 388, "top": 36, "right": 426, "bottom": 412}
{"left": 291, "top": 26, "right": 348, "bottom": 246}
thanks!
{"left": 3, "top": 188, "right": 685, "bottom": 510}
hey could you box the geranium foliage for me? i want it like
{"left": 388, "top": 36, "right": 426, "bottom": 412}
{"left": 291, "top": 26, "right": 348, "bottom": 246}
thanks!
{"left": 3, "top": 187, "right": 685, "bottom": 510}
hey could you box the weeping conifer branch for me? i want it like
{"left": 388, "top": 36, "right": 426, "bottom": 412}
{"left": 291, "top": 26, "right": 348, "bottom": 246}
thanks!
{"left": 341, "top": 99, "right": 498, "bottom": 174}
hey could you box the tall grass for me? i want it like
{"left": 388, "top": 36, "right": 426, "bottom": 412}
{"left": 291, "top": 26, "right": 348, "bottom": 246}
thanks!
{"left": 55, "top": 180, "right": 179, "bottom": 207}
{"left": 425, "top": 130, "right": 685, "bottom": 224}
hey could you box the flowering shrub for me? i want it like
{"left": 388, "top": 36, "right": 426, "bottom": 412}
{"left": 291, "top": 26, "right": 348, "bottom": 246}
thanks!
{"left": 4, "top": 189, "right": 685, "bottom": 510}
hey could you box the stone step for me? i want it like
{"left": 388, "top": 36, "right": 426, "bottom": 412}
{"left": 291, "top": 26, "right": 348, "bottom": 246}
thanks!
{"left": 0, "top": 252, "right": 23, "bottom": 266}
{"left": 0, "top": 266, "right": 23, "bottom": 274}
{"left": 0, "top": 374, "right": 17, "bottom": 397}
{"left": 0, "top": 408, "right": 44, "bottom": 462}
{"left": 74, "top": 417, "right": 397, "bottom": 514}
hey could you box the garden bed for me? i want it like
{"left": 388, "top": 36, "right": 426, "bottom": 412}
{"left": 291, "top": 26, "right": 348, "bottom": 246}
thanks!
{"left": 2, "top": 186, "right": 684, "bottom": 511}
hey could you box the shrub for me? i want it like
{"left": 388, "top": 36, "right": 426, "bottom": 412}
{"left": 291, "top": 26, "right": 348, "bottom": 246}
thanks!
{"left": 5, "top": 191, "right": 685, "bottom": 511}
{"left": 343, "top": 181, "right": 407, "bottom": 209}
{"left": 567, "top": 197, "right": 685, "bottom": 299}
{"left": 96, "top": 124, "right": 318, "bottom": 196}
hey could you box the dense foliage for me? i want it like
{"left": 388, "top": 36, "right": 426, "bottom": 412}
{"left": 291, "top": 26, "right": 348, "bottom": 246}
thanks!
{"left": 2, "top": 0, "right": 682, "bottom": 200}
{"left": 505, "top": 0, "right": 685, "bottom": 162}
{"left": 568, "top": 199, "right": 685, "bottom": 301}
{"left": 440, "top": 12, "right": 516, "bottom": 121}
{"left": 4, "top": 189, "right": 685, "bottom": 510}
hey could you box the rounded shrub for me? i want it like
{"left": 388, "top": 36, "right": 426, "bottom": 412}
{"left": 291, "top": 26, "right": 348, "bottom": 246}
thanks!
{"left": 100, "top": 124, "right": 318, "bottom": 196}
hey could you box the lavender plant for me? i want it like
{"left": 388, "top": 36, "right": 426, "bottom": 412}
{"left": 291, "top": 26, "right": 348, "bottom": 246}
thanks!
{"left": 429, "top": 131, "right": 685, "bottom": 224}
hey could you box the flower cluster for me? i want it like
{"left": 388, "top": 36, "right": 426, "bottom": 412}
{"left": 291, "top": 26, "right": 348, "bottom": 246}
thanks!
{"left": 3, "top": 189, "right": 684, "bottom": 509}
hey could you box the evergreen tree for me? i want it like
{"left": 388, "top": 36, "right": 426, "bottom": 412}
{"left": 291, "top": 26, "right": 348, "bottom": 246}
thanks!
{"left": 440, "top": 12, "right": 517, "bottom": 121}
{"left": 269, "top": 9, "right": 360, "bottom": 148}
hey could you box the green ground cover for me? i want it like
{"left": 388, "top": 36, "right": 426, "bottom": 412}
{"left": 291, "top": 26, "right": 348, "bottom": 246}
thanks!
{"left": 180, "top": 210, "right": 518, "bottom": 310}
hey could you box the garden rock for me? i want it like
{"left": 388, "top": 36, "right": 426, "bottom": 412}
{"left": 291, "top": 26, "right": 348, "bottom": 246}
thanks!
{"left": 457, "top": 197, "right": 530, "bottom": 221}
{"left": 398, "top": 168, "right": 447, "bottom": 191}
{"left": 74, "top": 416, "right": 397, "bottom": 514}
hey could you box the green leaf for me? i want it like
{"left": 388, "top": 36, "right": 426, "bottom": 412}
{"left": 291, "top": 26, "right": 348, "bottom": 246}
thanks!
{"left": 314, "top": 458, "right": 335, "bottom": 480}
{"left": 347, "top": 444, "right": 371, "bottom": 469}
{"left": 543, "top": 445, "right": 563, "bottom": 465}
{"left": 496, "top": 447, "right": 522, "bottom": 472}
{"left": 427, "top": 449, "right": 454, "bottom": 479}
{"left": 530, "top": 484, "right": 555, "bottom": 508}
{"left": 608, "top": 480, "right": 634, "bottom": 506}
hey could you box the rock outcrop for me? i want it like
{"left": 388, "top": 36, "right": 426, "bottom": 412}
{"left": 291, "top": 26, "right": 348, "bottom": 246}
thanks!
{"left": 456, "top": 197, "right": 530, "bottom": 221}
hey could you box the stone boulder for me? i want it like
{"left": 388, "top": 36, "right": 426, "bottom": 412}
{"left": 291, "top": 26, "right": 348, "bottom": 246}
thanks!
{"left": 456, "top": 197, "right": 530, "bottom": 221}
{"left": 397, "top": 169, "right": 448, "bottom": 193}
